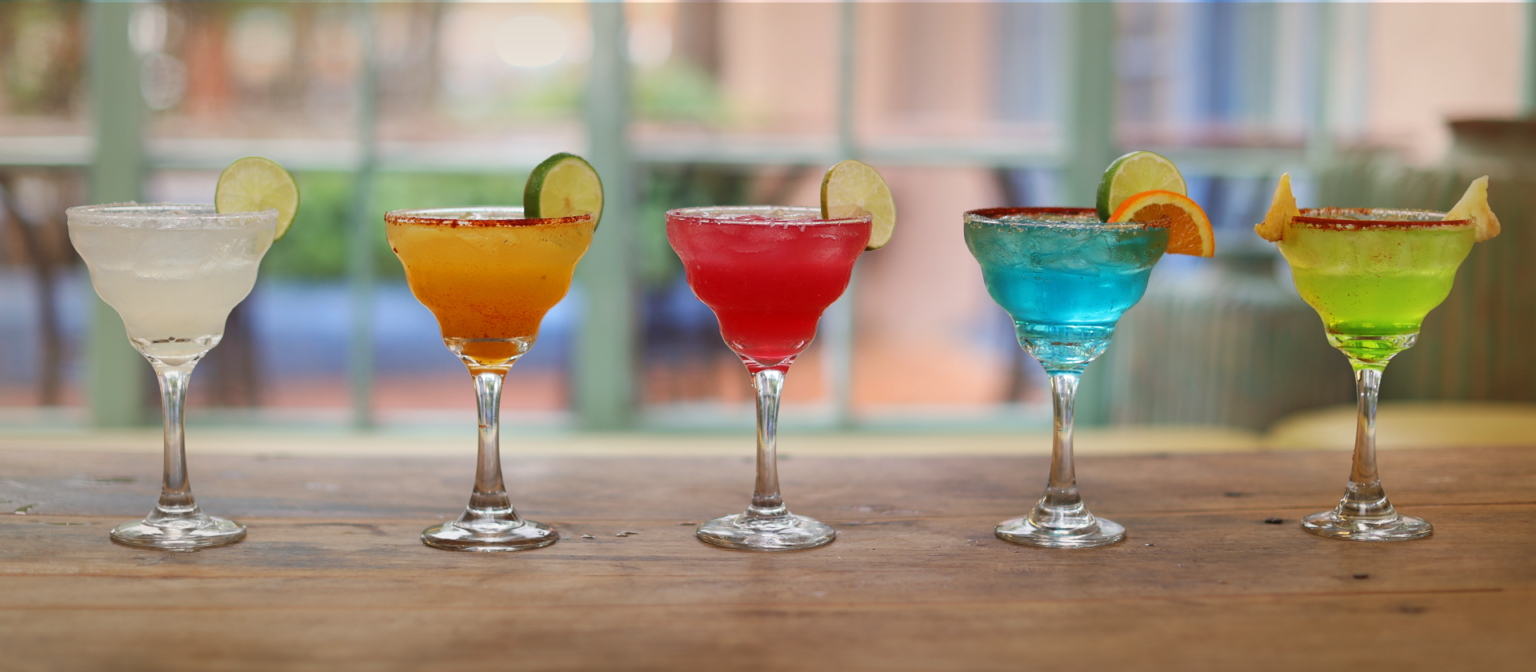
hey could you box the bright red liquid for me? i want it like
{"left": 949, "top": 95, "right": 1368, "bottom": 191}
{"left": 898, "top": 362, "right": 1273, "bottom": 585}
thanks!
{"left": 667, "top": 210, "right": 871, "bottom": 372}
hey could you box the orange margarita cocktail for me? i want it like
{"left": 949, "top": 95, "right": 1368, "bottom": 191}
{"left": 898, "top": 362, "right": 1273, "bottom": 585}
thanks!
{"left": 387, "top": 208, "right": 596, "bottom": 370}
{"left": 385, "top": 206, "right": 596, "bottom": 552}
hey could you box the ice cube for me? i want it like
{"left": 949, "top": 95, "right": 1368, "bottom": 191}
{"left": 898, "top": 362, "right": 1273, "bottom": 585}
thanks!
{"left": 132, "top": 230, "right": 220, "bottom": 280}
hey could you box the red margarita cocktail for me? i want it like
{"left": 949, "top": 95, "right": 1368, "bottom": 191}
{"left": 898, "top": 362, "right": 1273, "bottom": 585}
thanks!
{"left": 666, "top": 205, "right": 872, "bottom": 551}
{"left": 669, "top": 207, "right": 870, "bottom": 370}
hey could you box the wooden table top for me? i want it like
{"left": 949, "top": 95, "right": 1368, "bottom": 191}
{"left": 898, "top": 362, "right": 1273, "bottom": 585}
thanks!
{"left": 2, "top": 445, "right": 1533, "bottom": 671}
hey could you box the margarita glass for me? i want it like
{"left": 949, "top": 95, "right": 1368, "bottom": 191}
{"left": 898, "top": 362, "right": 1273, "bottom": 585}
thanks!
{"left": 667, "top": 206, "right": 871, "bottom": 551}
{"left": 67, "top": 203, "right": 276, "bottom": 550}
{"left": 1279, "top": 208, "right": 1475, "bottom": 541}
{"left": 386, "top": 206, "right": 595, "bottom": 551}
{"left": 965, "top": 207, "right": 1169, "bottom": 548}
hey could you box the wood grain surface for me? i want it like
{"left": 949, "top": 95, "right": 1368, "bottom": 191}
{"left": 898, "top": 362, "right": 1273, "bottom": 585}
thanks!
{"left": 2, "top": 446, "right": 1534, "bottom": 671}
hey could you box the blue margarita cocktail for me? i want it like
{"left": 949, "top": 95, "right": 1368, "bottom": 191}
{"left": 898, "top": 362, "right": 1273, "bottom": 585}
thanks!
{"left": 965, "top": 207, "right": 1169, "bottom": 548}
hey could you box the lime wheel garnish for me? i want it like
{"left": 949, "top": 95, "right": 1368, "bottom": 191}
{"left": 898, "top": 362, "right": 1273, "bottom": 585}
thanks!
{"left": 1096, "top": 151, "right": 1187, "bottom": 222}
{"left": 820, "top": 159, "right": 896, "bottom": 251}
{"left": 524, "top": 152, "right": 604, "bottom": 228}
{"left": 215, "top": 156, "right": 299, "bottom": 239}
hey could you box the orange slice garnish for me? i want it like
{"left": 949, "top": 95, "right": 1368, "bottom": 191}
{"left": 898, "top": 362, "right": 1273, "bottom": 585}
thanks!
{"left": 1108, "top": 190, "right": 1215, "bottom": 257}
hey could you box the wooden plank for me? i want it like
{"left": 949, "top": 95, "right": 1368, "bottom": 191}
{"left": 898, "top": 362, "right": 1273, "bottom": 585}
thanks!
{"left": 2, "top": 448, "right": 1533, "bottom": 521}
{"left": 2, "top": 508, "right": 1533, "bottom": 670}
{"left": 1, "top": 448, "right": 1533, "bottom": 671}
{"left": 1, "top": 591, "right": 1532, "bottom": 672}
{"left": 3, "top": 504, "right": 1535, "bottom": 598}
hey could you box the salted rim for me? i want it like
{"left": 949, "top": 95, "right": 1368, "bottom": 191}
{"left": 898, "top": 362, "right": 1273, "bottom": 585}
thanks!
{"left": 384, "top": 206, "right": 594, "bottom": 228}
{"left": 1293, "top": 207, "right": 1470, "bottom": 230}
{"left": 665, "top": 205, "right": 872, "bottom": 227}
{"left": 964, "top": 206, "right": 1170, "bottom": 230}
{"left": 66, "top": 202, "right": 277, "bottom": 229}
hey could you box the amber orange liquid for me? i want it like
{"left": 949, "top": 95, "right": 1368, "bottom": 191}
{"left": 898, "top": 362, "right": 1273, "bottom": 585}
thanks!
{"left": 387, "top": 212, "right": 594, "bottom": 368}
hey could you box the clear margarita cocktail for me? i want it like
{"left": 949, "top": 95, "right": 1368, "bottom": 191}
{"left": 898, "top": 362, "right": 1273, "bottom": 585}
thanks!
{"left": 387, "top": 207, "right": 595, "bottom": 551}
{"left": 1278, "top": 208, "right": 1476, "bottom": 540}
{"left": 965, "top": 207, "right": 1169, "bottom": 548}
{"left": 668, "top": 206, "right": 871, "bottom": 551}
{"left": 67, "top": 203, "right": 277, "bottom": 549}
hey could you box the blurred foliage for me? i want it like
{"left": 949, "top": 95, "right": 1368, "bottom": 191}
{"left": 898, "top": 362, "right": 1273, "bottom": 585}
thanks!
{"left": 493, "top": 60, "right": 727, "bottom": 124}
{"left": 261, "top": 166, "right": 755, "bottom": 289}
{"left": 635, "top": 165, "right": 754, "bottom": 289}
{"left": 259, "top": 171, "right": 528, "bottom": 279}
{"left": 497, "top": 72, "right": 583, "bottom": 122}
{"left": 0, "top": 2, "right": 84, "bottom": 116}
{"left": 634, "top": 62, "right": 726, "bottom": 124}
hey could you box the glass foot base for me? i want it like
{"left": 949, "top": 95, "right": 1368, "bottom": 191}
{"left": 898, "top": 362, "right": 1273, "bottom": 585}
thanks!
{"left": 110, "top": 514, "right": 246, "bottom": 551}
{"left": 1301, "top": 510, "right": 1432, "bottom": 541}
{"left": 995, "top": 515, "right": 1125, "bottom": 549}
{"left": 696, "top": 513, "right": 836, "bottom": 552}
{"left": 421, "top": 518, "right": 558, "bottom": 552}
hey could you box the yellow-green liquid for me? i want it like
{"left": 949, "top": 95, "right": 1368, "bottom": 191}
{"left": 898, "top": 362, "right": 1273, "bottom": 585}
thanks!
{"left": 1278, "top": 222, "right": 1474, "bottom": 341}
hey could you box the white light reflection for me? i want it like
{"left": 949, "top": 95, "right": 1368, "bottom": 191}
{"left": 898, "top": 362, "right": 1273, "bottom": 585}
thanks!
{"left": 495, "top": 16, "right": 569, "bottom": 69}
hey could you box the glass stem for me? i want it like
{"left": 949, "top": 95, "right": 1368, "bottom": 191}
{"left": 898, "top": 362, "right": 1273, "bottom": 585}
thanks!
{"left": 1339, "top": 362, "right": 1395, "bottom": 520}
{"left": 151, "top": 361, "right": 200, "bottom": 518}
{"left": 746, "top": 368, "right": 788, "bottom": 519}
{"left": 467, "top": 371, "right": 516, "bottom": 519}
{"left": 1043, "top": 372, "right": 1082, "bottom": 509}
{"left": 1028, "top": 371, "right": 1095, "bottom": 529}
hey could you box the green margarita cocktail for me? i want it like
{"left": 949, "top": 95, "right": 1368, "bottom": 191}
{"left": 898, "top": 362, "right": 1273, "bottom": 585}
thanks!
{"left": 1258, "top": 175, "right": 1500, "bottom": 541}
{"left": 1281, "top": 209, "right": 1476, "bottom": 362}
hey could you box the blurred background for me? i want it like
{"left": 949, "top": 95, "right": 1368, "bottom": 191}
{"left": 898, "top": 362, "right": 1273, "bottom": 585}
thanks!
{"left": 1, "top": 0, "right": 1533, "bottom": 439}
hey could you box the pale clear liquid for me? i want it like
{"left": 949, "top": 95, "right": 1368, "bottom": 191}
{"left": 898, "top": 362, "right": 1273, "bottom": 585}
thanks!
{"left": 70, "top": 222, "right": 274, "bottom": 364}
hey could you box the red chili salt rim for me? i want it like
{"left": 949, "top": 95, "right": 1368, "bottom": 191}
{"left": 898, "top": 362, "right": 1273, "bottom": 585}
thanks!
{"left": 1292, "top": 207, "right": 1470, "bottom": 230}
{"left": 965, "top": 206, "right": 1171, "bottom": 230}
{"left": 384, "top": 206, "right": 593, "bottom": 228}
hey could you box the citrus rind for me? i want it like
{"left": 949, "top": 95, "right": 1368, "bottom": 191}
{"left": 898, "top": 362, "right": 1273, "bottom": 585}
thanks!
{"left": 214, "top": 156, "right": 299, "bottom": 240}
{"left": 524, "top": 152, "right": 604, "bottom": 229}
{"left": 820, "top": 159, "right": 896, "bottom": 251}
{"left": 1109, "top": 189, "right": 1215, "bottom": 257}
{"left": 1096, "top": 151, "right": 1187, "bottom": 222}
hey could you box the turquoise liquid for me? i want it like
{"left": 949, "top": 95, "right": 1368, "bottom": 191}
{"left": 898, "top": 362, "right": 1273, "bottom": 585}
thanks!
{"left": 965, "top": 212, "right": 1168, "bottom": 371}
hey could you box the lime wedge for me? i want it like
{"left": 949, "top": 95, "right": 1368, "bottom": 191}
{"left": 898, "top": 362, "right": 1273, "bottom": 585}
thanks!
{"left": 820, "top": 159, "right": 896, "bottom": 251}
{"left": 215, "top": 156, "right": 299, "bottom": 240}
{"left": 524, "top": 152, "right": 603, "bottom": 228}
{"left": 1095, "top": 151, "right": 1186, "bottom": 221}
